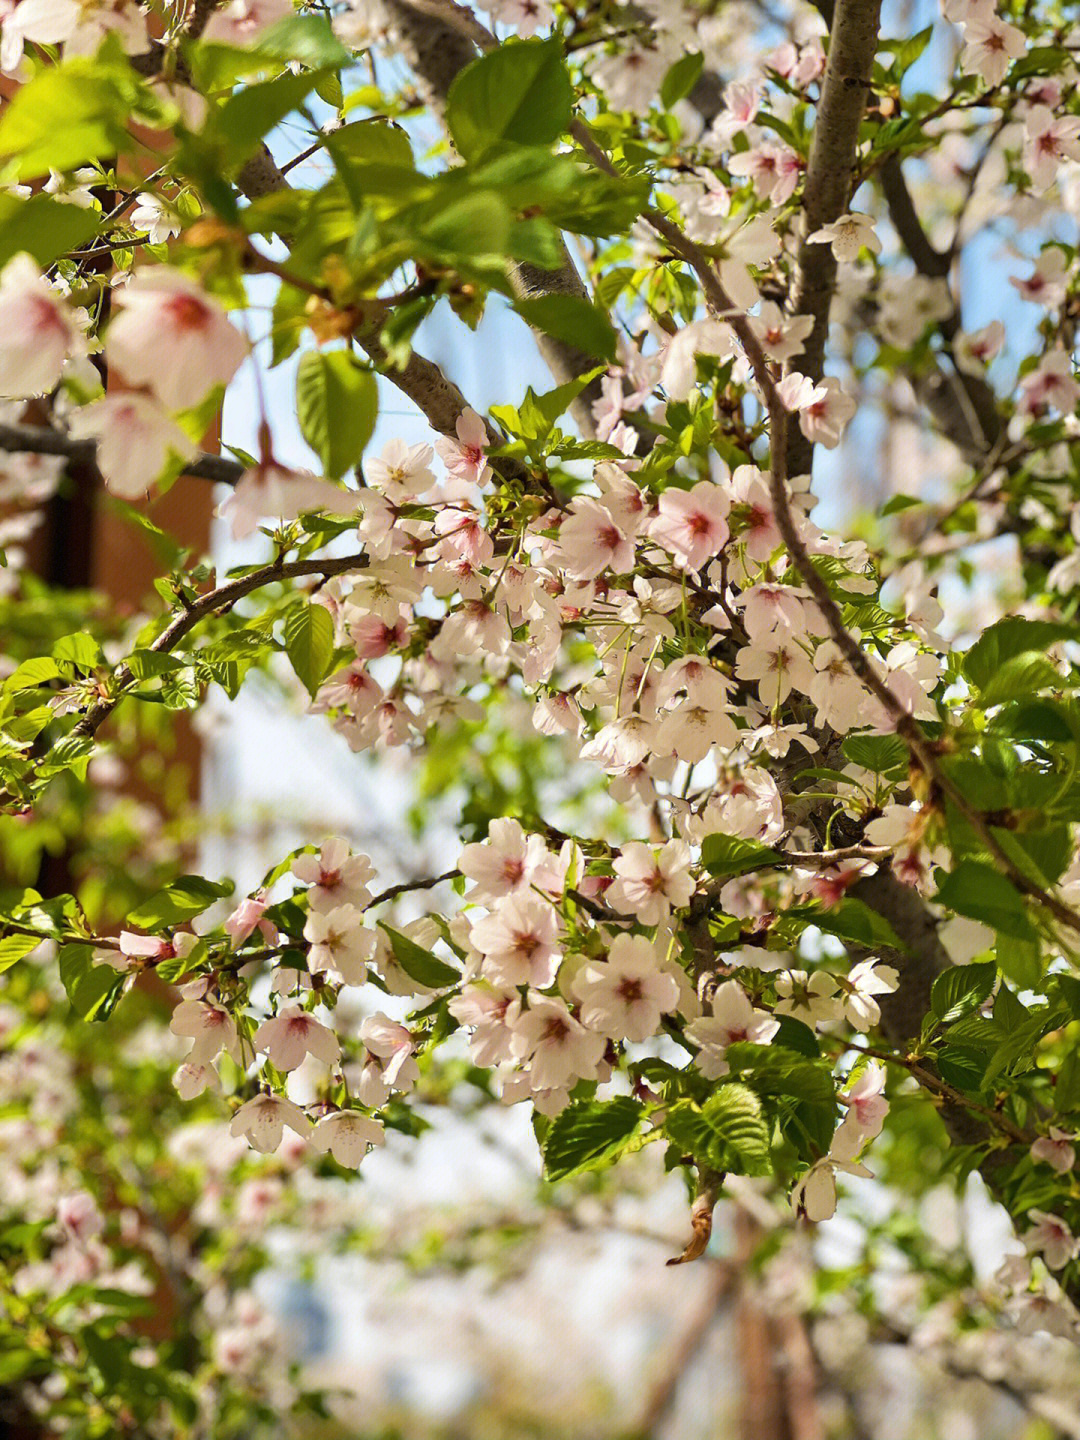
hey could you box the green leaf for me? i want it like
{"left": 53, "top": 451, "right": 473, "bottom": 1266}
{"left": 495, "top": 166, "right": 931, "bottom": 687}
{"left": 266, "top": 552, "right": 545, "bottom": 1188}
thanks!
{"left": 983, "top": 1008, "right": 1065, "bottom": 1084}
{"left": 934, "top": 861, "right": 1036, "bottom": 941}
{"left": 378, "top": 925, "right": 460, "bottom": 989}
{"left": 3, "top": 656, "right": 61, "bottom": 692}
{"left": 0, "top": 59, "right": 140, "bottom": 177}
{"left": 58, "top": 945, "right": 124, "bottom": 1022}
{"left": 936, "top": 1045, "right": 987, "bottom": 1092}
{"left": 282, "top": 601, "right": 335, "bottom": 699}
{"left": 253, "top": 13, "right": 350, "bottom": 69}
{"left": 892, "top": 25, "right": 933, "bottom": 76}
{"left": 879, "top": 493, "right": 924, "bottom": 516}
{"left": 841, "top": 733, "right": 909, "bottom": 777}
{"left": 126, "top": 875, "right": 233, "bottom": 929}
{"left": 211, "top": 69, "right": 322, "bottom": 168}
{"left": 446, "top": 37, "right": 573, "bottom": 162}
{"left": 930, "top": 961, "right": 997, "bottom": 1024}
{"left": 665, "top": 1084, "right": 771, "bottom": 1177}
{"left": 700, "top": 833, "right": 784, "bottom": 878}
{"left": 125, "top": 650, "right": 187, "bottom": 681}
{"left": 295, "top": 349, "right": 377, "bottom": 478}
{"left": 0, "top": 932, "right": 42, "bottom": 973}
{"left": 0, "top": 193, "right": 99, "bottom": 270}
{"left": 1055, "top": 1047, "right": 1080, "bottom": 1111}
{"left": 660, "top": 52, "right": 705, "bottom": 108}
{"left": 0, "top": 1351, "right": 37, "bottom": 1385}
{"left": 53, "top": 632, "right": 104, "bottom": 672}
{"left": 543, "top": 1096, "right": 643, "bottom": 1182}
{"left": 513, "top": 294, "right": 617, "bottom": 362}
{"left": 417, "top": 190, "right": 510, "bottom": 262}
{"left": 964, "top": 618, "right": 1079, "bottom": 692}
{"left": 978, "top": 652, "right": 1060, "bottom": 707}
{"left": 326, "top": 117, "right": 414, "bottom": 169}
{"left": 722, "top": 1042, "right": 835, "bottom": 1104}
{"left": 802, "top": 897, "right": 907, "bottom": 953}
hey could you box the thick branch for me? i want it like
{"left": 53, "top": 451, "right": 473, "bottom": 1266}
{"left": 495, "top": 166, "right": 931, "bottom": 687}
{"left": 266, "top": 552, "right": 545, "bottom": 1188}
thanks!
{"left": 786, "top": 0, "right": 883, "bottom": 474}
{"left": 0, "top": 422, "right": 244, "bottom": 486}
{"left": 570, "top": 117, "right": 1080, "bottom": 937}
{"left": 384, "top": 0, "right": 603, "bottom": 435}
{"left": 233, "top": 144, "right": 532, "bottom": 483}
{"left": 878, "top": 154, "right": 1004, "bottom": 465}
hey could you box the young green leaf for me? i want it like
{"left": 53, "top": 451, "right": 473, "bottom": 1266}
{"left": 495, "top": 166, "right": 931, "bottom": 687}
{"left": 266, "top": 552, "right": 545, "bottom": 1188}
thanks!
{"left": 378, "top": 925, "right": 461, "bottom": 989}
{"left": 446, "top": 37, "right": 573, "bottom": 162}
{"left": 930, "top": 961, "right": 997, "bottom": 1024}
{"left": 283, "top": 601, "right": 335, "bottom": 700}
{"left": 295, "top": 349, "right": 378, "bottom": 478}
{"left": 542, "top": 1096, "right": 643, "bottom": 1182}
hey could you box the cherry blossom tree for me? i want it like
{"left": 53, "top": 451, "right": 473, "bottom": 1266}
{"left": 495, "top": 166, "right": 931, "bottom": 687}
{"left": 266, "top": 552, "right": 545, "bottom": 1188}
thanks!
{"left": 3, "top": 0, "right": 1080, "bottom": 1432}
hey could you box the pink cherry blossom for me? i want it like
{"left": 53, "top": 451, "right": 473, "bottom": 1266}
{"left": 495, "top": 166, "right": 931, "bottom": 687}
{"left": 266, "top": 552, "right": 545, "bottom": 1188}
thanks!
{"left": 303, "top": 904, "right": 375, "bottom": 985}
{"left": 170, "top": 999, "right": 241, "bottom": 1065}
{"left": 608, "top": 839, "right": 695, "bottom": 925}
{"left": 1024, "top": 1209, "right": 1080, "bottom": 1271}
{"left": 556, "top": 498, "right": 636, "bottom": 580}
{"left": 223, "top": 892, "right": 278, "bottom": 949}
{"left": 0, "top": 254, "right": 83, "bottom": 398}
{"left": 685, "top": 981, "right": 779, "bottom": 1079}
{"left": 508, "top": 994, "right": 606, "bottom": 1091}
{"left": 57, "top": 1191, "right": 104, "bottom": 1244}
{"left": 201, "top": 0, "right": 292, "bottom": 45}
{"left": 105, "top": 270, "right": 248, "bottom": 411}
{"left": 4, "top": 0, "right": 147, "bottom": 57}
{"left": 790, "top": 1155, "right": 871, "bottom": 1222}
{"left": 68, "top": 393, "right": 196, "bottom": 499}
{"left": 1018, "top": 350, "right": 1080, "bottom": 415}
{"left": 1030, "top": 1128, "right": 1076, "bottom": 1175}
{"left": 314, "top": 663, "right": 383, "bottom": 717}
{"left": 774, "top": 969, "right": 842, "bottom": 1026}
{"left": 838, "top": 958, "right": 899, "bottom": 1031}
{"left": 253, "top": 1005, "right": 340, "bottom": 1071}
{"left": 959, "top": 11, "right": 1026, "bottom": 85}
{"left": 1024, "top": 105, "right": 1080, "bottom": 191}
{"left": 458, "top": 818, "right": 555, "bottom": 904}
{"left": 366, "top": 438, "right": 436, "bottom": 496}
{"left": 230, "top": 1094, "right": 312, "bottom": 1154}
{"left": 728, "top": 141, "right": 802, "bottom": 205}
{"left": 651, "top": 482, "right": 730, "bottom": 572}
{"left": 830, "top": 1062, "right": 889, "bottom": 1163}
{"left": 218, "top": 463, "right": 348, "bottom": 540}
{"left": 435, "top": 407, "right": 491, "bottom": 486}
{"left": 292, "top": 837, "right": 375, "bottom": 912}
{"left": 469, "top": 893, "right": 562, "bottom": 988}
{"left": 448, "top": 984, "right": 521, "bottom": 1066}
{"left": 571, "top": 935, "right": 680, "bottom": 1042}
{"left": 309, "top": 1110, "right": 385, "bottom": 1168}
{"left": 807, "top": 212, "right": 881, "bottom": 263}
{"left": 359, "top": 1013, "right": 418, "bottom": 1091}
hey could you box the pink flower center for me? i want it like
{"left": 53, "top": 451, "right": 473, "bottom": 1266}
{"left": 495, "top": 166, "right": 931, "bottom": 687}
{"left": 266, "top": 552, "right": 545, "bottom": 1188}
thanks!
{"left": 29, "top": 294, "right": 68, "bottom": 339}
{"left": 164, "top": 293, "right": 211, "bottom": 331}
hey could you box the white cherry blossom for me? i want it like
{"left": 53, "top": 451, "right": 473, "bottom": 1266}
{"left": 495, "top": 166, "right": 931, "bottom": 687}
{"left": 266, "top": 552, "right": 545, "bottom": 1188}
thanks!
{"left": 572, "top": 935, "right": 680, "bottom": 1041}
{"left": 230, "top": 1094, "right": 312, "bottom": 1154}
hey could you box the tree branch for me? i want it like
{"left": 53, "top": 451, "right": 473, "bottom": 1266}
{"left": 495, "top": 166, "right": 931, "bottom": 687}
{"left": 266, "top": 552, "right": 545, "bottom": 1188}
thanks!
{"left": 0, "top": 422, "right": 244, "bottom": 486}
{"left": 233, "top": 143, "right": 534, "bottom": 485}
{"left": 786, "top": 0, "right": 883, "bottom": 475}
{"left": 878, "top": 153, "right": 1004, "bottom": 465}
{"left": 384, "top": 0, "right": 604, "bottom": 436}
